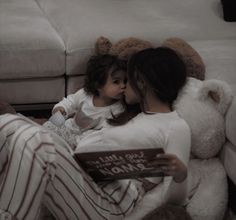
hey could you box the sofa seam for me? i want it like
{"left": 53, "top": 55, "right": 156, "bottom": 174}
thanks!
{"left": 34, "top": 0, "right": 67, "bottom": 97}
{"left": 34, "top": 0, "right": 66, "bottom": 49}
{"left": 34, "top": 0, "right": 67, "bottom": 71}
{"left": 0, "top": 48, "right": 65, "bottom": 51}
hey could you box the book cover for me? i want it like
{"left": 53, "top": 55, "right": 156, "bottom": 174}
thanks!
{"left": 74, "top": 148, "right": 164, "bottom": 181}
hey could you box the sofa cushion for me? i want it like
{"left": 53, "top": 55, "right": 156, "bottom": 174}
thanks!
{"left": 0, "top": 78, "right": 65, "bottom": 104}
{"left": 66, "top": 75, "right": 85, "bottom": 95}
{"left": 36, "top": 0, "right": 236, "bottom": 76}
{"left": 0, "top": 0, "right": 65, "bottom": 80}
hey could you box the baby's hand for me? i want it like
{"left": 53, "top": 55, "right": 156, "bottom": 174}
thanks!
{"left": 52, "top": 107, "right": 66, "bottom": 116}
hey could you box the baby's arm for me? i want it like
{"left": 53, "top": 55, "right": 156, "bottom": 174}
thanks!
{"left": 52, "top": 89, "right": 86, "bottom": 117}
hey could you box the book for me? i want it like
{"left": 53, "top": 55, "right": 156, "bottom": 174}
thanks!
{"left": 74, "top": 148, "right": 165, "bottom": 181}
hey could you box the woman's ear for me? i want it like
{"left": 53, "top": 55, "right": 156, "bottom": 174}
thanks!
{"left": 137, "top": 78, "right": 146, "bottom": 90}
{"left": 198, "top": 79, "right": 233, "bottom": 115}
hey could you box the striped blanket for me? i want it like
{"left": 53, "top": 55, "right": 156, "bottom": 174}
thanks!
{"left": 0, "top": 113, "right": 140, "bottom": 220}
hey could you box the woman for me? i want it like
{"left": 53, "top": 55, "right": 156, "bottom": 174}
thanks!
{"left": 0, "top": 47, "right": 190, "bottom": 220}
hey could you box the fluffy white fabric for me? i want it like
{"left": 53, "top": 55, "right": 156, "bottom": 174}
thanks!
{"left": 199, "top": 79, "right": 233, "bottom": 116}
{"left": 175, "top": 78, "right": 233, "bottom": 159}
{"left": 187, "top": 159, "right": 227, "bottom": 220}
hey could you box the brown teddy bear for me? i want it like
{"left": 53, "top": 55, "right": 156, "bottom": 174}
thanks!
{"left": 95, "top": 36, "right": 153, "bottom": 60}
{"left": 162, "top": 38, "right": 205, "bottom": 80}
{"left": 95, "top": 36, "right": 205, "bottom": 80}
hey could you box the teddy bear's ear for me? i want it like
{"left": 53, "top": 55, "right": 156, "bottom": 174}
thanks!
{"left": 198, "top": 79, "right": 233, "bottom": 115}
{"left": 95, "top": 36, "right": 112, "bottom": 55}
{"left": 110, "top": 37, "right": 153, "bottom": 58}
{"left": 163, "top": 38, "right": 205, "bottom": 81}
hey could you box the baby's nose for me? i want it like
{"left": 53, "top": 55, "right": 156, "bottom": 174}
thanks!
{"left": 121, "top": 82, "right": 126, "bottom": 89}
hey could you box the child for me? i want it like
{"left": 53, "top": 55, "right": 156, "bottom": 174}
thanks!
{"left": 44, "top": 54, "right": 127, "bottom": 148}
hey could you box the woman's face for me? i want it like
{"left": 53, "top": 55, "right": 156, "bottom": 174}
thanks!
{"left": 124, "top": 81, "right": 140, "bottom": 104}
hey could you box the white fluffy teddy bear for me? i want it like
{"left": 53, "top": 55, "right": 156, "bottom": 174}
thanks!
{"left": 175, "top": 77, "right": 233, "bottom": 220}
{"left": 125, "top": 77, "right": 233, "bottom": 220}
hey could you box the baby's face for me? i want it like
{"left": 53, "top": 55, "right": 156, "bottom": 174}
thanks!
{"left": 124, "top": 80, "right": 139, "bottom": 105}
{"left": 98, "top": 70, "right": 126, "bottom": 101}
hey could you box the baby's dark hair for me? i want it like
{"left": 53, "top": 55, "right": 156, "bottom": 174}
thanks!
{"left": 83, "top": 54, "right": 127, "bottom": 96}
{"left": 128, "top": 47, "right": 187, "bottom": 111}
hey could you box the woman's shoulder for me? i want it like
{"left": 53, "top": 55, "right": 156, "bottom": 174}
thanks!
{"left": 136, "top": 111, "right": 190, "bottom": 134}
{"left": 162, "top": 111, "right": 190, "bottom": 132}
{"left": 167, "top": 112, "right": 191, "bottom": 143}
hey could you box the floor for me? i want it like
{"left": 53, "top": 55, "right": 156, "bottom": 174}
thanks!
{"left": 226, "top": 178, "right": 236, "bottom": 220}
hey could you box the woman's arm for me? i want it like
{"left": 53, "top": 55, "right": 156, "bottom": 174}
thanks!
{"left": 148, "top": 119, "right": 191, "bottom": 204}
{"left": 163, "top": 121, "right": 191, "bottom": 204}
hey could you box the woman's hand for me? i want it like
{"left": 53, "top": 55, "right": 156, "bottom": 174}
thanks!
{"left": 149, "top": 153, "right": 187, "bottom": 183}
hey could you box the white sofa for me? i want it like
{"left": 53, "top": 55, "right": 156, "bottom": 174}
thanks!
{"left": 1, "top": 0, "right": 235, "bottom": 105}
{"left": 0, "top": 0, "right": 236, "bottom": 218}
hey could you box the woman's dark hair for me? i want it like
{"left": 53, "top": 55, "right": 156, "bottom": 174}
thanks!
{"left": 128, "top": 47, "right": 187, "bottom": 110}
{"left": 83, "top": 54, "right": 127, "bottom": 96}
{"left": 108, "top": 47, "right": 187, "bottom": 126}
